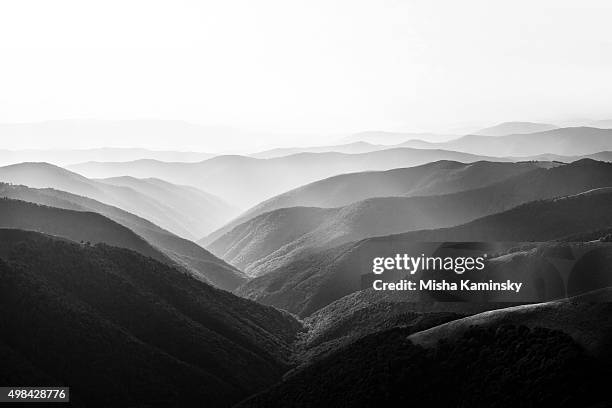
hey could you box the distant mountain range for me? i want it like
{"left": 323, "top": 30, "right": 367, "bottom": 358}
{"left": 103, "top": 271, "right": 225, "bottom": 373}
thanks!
{"left": 251, "top": 141, "right": 385, "bottom": 159}
{"left": 473, "top": 121, "right": 558, "bottom": 136}
{"left": 0, "top": 183, "right": 245, "bottom": 290}
{"left": 0, "top": 147, "right": 214, "bottom": 167}
{"left": 236, "top": 186, "right": 612, "bottom": 317}
{"left": 398, "top": 127, "right": 612, "bottom": 157}
{"left": 339, "top": 131, "right": 456, "bottom": 145}
{"left": 3, "top": 119, "right": 612, "bottom": 407}
{"left": 210, "top": 159, "right": 612, "bottom": 277}
{"left": 0, "top": 229, "right": 302, "bottom": 407}
{"left": 0, "top": 162, "right": 237, "bottom": 239}
{"left": 68, "top": 148, "right": 500, "bottom": 209}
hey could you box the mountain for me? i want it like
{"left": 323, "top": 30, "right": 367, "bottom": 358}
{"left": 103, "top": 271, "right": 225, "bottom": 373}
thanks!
{"left": 339, "top": 131, "right": 456, "bottom": 145}
{"left": 250, "top": 141, "right": 385, "bottom": 159}
{"left": 211, "top": 159, "right": 612, "bottom": 277}
{"left": 97, "top": 176, "right": 238, "bottom": 238}
{"left": 0, "top": 183, "right": 245, "bottom": 290}
{"left": 68, "top": 148, "right": 501, "bottom": 208}
{"left": 473, "top": 121, "right": 558, "bottom": 136}
{"left": 236, "top": 188, "right": 612, "bottom": 317}
{"left": 0, "top": 147, "right": 214, "bottom": 167}
{"left": 398, "top": 127, "right": 612, "bottom": 157}
{"left": 0, "top": 162, "right": 235, "bottom": 239}
{"left": 202, "top": 160, "right": 545, "bottom": 245}
{"left": 239, "top": 290, "right": 612, "bottom": 408}
{"left": 0, "top": 229, "right": 302, "bottom": 407}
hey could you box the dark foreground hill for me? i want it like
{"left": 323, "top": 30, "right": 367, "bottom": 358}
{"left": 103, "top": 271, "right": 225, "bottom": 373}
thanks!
{"left": 237, "top": 190, "right": 612, "bottom": 317}
{"left": 0, "top": 183, "right": 246, "bottom": 290}
{"left": 0, "top": 229, "right": 302, "bottom": 407}
{"left": 239, "top": 320, "right": 612, "bottom": 407}
{"left": 214, "top": 159, "right": 612, "bottom": 277}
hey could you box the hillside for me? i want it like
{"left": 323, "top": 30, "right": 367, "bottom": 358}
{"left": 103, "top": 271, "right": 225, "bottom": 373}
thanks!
{"left": 0, "top": 198, "right": 166, "bottom": 262}
{"left": 68, "top": 148, "right": 501, "bottom": 208}
{"left": 202, "top": 160, "right": 543, "bottom": 246}
{"left": 409, "top": 288, "right": 612, "bottom": 357}
{"left": 212, "top": 159, "right": 612, "bottom": 277}
{"left": 0, "top": 183, "right": 246, "bottom": 290}
{"left": 0, "top": 162, "right": 234, "bottom": 239}
{"left": 239, "top": 311, "right": 612, "bottom": 407}
{"left": 0, "top": 229, "right": 302, "bottom": 407}
{"left": 208, "top": 207, "right": 336, "bottom": 274}
{"left": 236, "top": 190, "right": 612, "bottom": 317}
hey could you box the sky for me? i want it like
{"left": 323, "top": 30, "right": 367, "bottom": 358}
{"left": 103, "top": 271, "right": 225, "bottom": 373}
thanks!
{"left": 0, "top": 0, "right": 611, "bottom": 151}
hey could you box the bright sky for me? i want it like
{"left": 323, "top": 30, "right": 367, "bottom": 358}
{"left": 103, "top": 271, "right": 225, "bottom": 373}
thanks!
{"left": 0, "top": 0, "right": 611, "bottom": 150}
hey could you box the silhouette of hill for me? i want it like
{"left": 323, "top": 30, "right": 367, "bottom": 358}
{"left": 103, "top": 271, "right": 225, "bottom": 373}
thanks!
{"left": 0, "top": 147, "right": 214, "bottom": 167}
{"left": 236, "top": 188, "right": 612, "bottom": 317}
{"left": 0, "top": 229, "right": 302, "bottom": 407}
{"left": 213, "top": 159, "right": 612, "bottom": 277}
{"left": 0, "top": 162, "right": 234, "bottom": 240}
{"left": 0, "top": 183, "right": 245, "bottom": 290}
{"left": 339, "top": 131, "right": 456, "bottom": 145}
{"left": 202, "top": 160, "right": 544, "bottom": 246}
{"left": 474, "top": 121, "right": 558, "bottom": 136}
{"left": 250, "top": 141, "right": 384, "bottom": 158}
{"left": 67, "top": 148, "right": 501, "bottom": 208}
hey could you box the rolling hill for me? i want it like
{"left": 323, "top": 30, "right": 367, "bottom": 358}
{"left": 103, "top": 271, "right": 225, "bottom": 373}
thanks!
{"left": 68, "top": 148, "right": 502, "bottom": 208}
{"left": 210, "top": 159, "right": 612, "bottom": 277}
{"left": 0, "top": 183, "right": 246, "bottom": 290}
{"left": 202, "top": 160, "right": 545, "bottom": 245}
{"left": 409, "top": 288, "right": 612, "bottom": 357}
{"left": 0, "top": 162, "right": 235, "bottom": 239}
{"left": 236, "top": 188, "right": 612, "bottom": 317}
{"left": 0, "top": 229, "right": 302, "bottom": 407}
